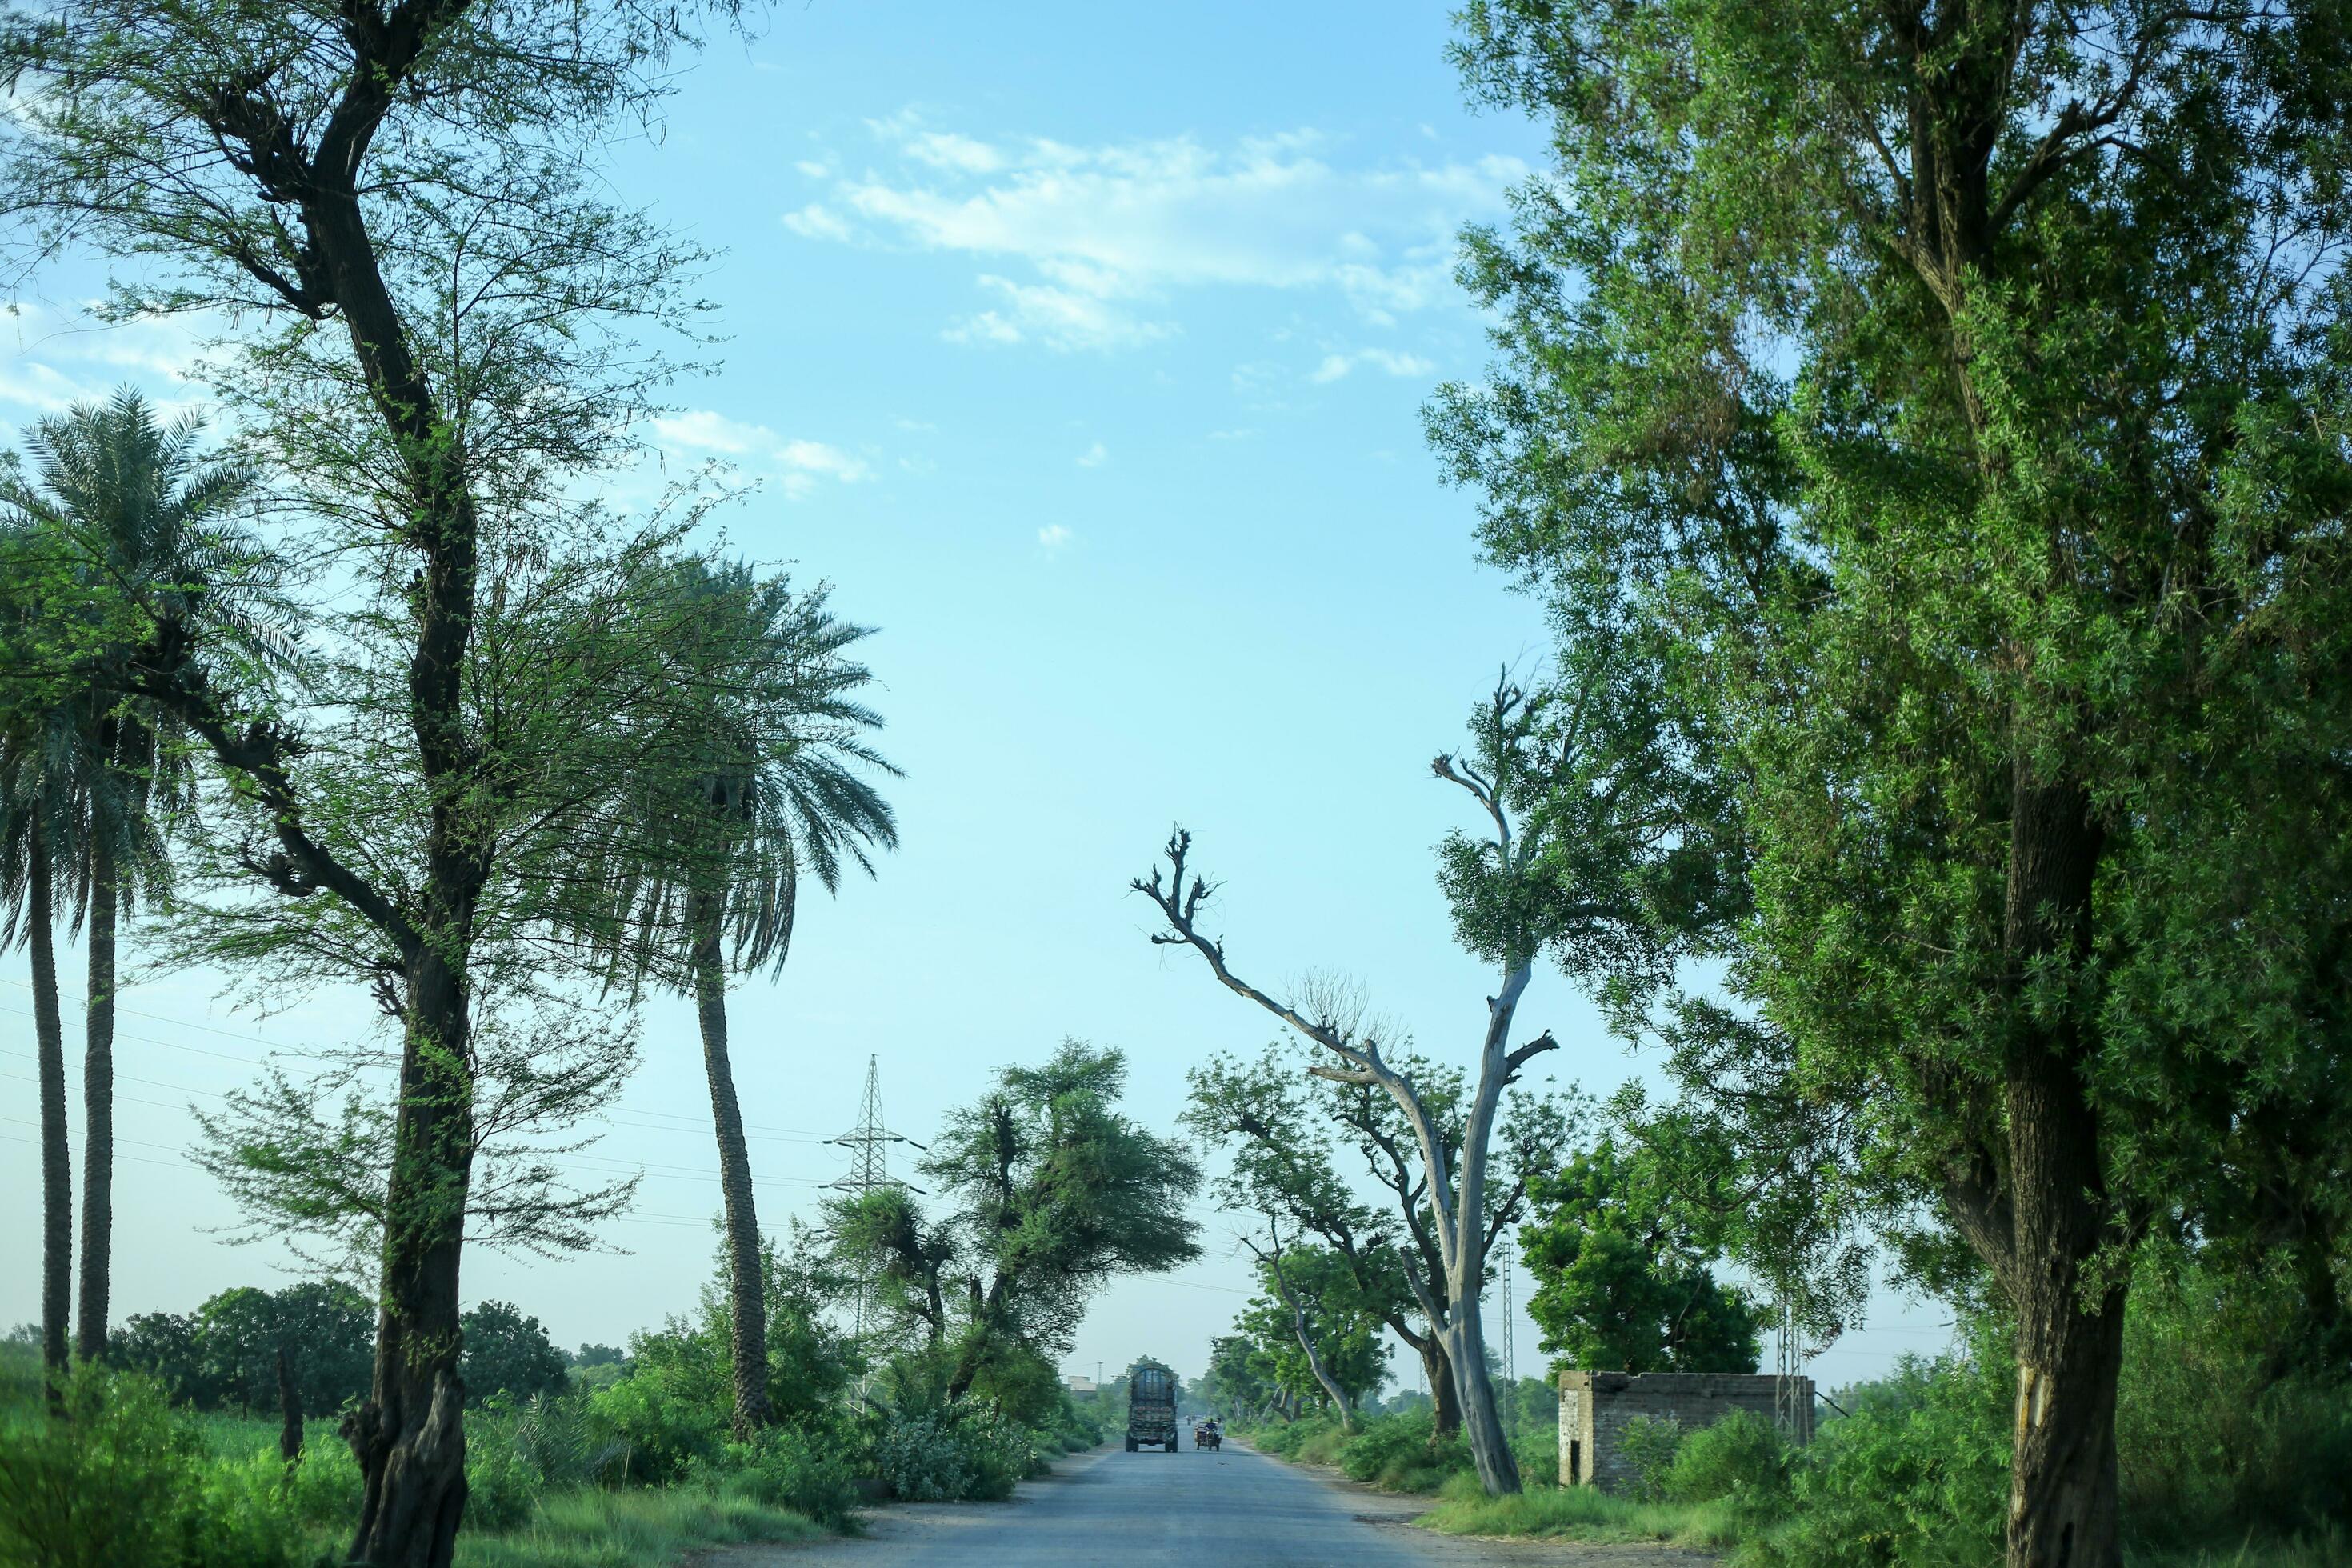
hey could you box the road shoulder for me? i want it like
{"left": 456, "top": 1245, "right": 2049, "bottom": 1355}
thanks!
{"left": 1229, "top": 1442, "right": 1722, "bottom": 1567}
{"left": 704, "top": 1444, "right": 1123, "bottom": 1564}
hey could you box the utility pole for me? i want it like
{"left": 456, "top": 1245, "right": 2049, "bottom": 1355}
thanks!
{"left": 823, "top": 1055, "right": 922, "bottom": 1339}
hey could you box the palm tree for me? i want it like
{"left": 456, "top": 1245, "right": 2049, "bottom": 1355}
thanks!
{"left": 0, "top": 390, "right": 257, "bottom": 1363}
{"left": 582, "top": 561, "right": 898, "bottom": 1436}
{"left": 0, "top": 682, "right": 95, "bottom": 1385}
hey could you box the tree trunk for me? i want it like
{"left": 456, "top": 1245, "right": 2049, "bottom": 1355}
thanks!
{"left": 278, "top": 1342, "right": 305, "bottom": 1466}
{"left": 1998, "top": 778, "right": 2123, "bottom": 1568}
{"left": 76, "top": 841, "right": 116, "bottom": 1362}
{"left": 1441, "top": 1299, "right": 1519, "bottom": 1494}
{"left": 343, "top": 957, "right": 475, "bottom": 1568}
{"left": 1420, "top": 1336, "right": 1462, "bottom": 1439}
{"left": 30, "top": 837, "right": 70, "bottom": 1391}
{"left": 693, "top": 902, "right": 770, "bottom": 1438}
{"left": 1267, "top": 1251, "right": 1354, "bottom": 1434}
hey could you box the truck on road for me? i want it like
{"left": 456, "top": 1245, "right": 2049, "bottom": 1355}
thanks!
{"left": 1125, "top": 1363, "right": 1179, "bottom": 1452}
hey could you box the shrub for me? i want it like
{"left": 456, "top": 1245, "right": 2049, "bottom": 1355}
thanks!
{"left": 1666, "top": 1409, "right": 1789, "bottom": 1514}
{"left": 871, "top": 1409, "right": 971, "bottom": 1502}
{"left": 0, "top": 1366, "right": 305, "bottom": 1568}
{"left": 1615, "top": 1414, "right": 1684, "bottom": 1503}
{"left": 710, "top": 1427, "right": 861, "bottom": 1530}
{"left": 1756, "top": 1337, "right": 2009, "bottom": 1568}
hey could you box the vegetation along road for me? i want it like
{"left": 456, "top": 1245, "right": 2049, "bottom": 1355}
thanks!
{"left": 726, "top": 1438, "right": 1714, "bottom": 1568}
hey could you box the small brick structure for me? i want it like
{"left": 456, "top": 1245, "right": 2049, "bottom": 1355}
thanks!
{"left": 1557, "top": 1370, "right": 1814, "bottom": 1490}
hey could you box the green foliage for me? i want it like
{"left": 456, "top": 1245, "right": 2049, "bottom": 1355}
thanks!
{"left": 0, "top": 1366, "right": 308, "bottom": 1568}
{"left": 1519, "top": 1134, "right": 1763, "bottom": 1374}
{"left": 1614, "top": 1415, "right": 1685, "bottom": 1505}
{"left": 460, "top": 1301, "right": 570, "bottom": 1408}
{"left": 703, "top": 1430, "right": 860, "bottom": 1531}
{"left": 1666, "top": 1410, "right": 1790, "bottom": 1514}
{"left": 1234, "top": 1246, "right": 1392, "bottom": 1412}
{"left": 869, "top": 1402, "right": 1037, "bottom": 1503}
{"left": 833, "top": 1042, "right": 1201, "bottom": 1400}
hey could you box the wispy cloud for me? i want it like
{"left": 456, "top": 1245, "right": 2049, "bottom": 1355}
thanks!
{"left": 782, "top": 113, "right": 1524, "bottom": 351}
{"left": 1037, "top": 522, "right": 1074, "bottom": 549}
{"left": 0, "top": 304, "right": 214, "bottom": 426}
{"left": 651, "top": 410, "right": 871, "bottom": 498}
{"left": 1074, "top": 441, "right": 1109, "bottom": 468}
{"left": 1307, "top": 347, "right": 1435, "bottom": 385}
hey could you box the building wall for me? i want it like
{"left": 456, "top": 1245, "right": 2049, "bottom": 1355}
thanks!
{"left": 1558, "top": 1371, "right": 1814, "bottom": 1491}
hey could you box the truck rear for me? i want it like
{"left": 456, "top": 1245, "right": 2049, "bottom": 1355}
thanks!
{"left": 1125, "top": 1366, "right": 1178, "bottom": 1451}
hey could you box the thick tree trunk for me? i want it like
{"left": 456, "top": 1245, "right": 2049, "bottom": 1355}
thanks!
{"left": 1442, "top": 1301, "right": 1519, "bottom": 1494}
{"left": 76, "top": 843, "right": 116, "bottom": 1362}
{"left": 691, "top": 905, "right": 771, "bottom": 1438}
{"left": 1421, "top": 1335, "right": 1462, "bottom": 1439}
{"left": 1998, "top": 778, "right": 2124, "bottom": 1568}
{"left": 30, "top": 841, "right": 70, "bottom": 1390}
{"left": 278, "top": 1342, "right": 305, "bottom": 1465}
{"left": 344, "top": 958, "right": 475, "bottom": 1568}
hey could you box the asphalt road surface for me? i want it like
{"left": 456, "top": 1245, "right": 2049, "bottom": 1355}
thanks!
{"left": 723, "top": 1434, "right": 1718, "bottom": 1568}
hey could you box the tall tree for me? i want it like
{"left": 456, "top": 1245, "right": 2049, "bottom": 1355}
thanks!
{"left": 1438, "top": 4, "right": 2352, "bottom": 1563}
{"left": 831, "top": 1041, "right": 1202, "bottom": 1402}
{"left": 1517, "top": 1133, "right": 1765, "bottom": 1375}
{"left": 0, "top": 4, "right": 754, "bottom": 1561}
{"left": 0, "top": 659, "right": 83, "bottom": 1387}
{"left": 1234, "top": 1234, "right": 1391, "bottom": 1427}
{"left": 1136, "top": 678, "right": 1673, "bottom": 1493}
{"left": 569, "top": 561, "right": 897, "bottom": 1438}
{"left": 0, "top": 391, "right": 258, "bottom": 1363}
{"left": 1185, "top": 1039, "right": 1574, "bottom": 1441}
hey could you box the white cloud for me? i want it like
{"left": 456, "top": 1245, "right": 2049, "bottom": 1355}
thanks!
{"left": 1308, "top": 347, "right": 1436, "bottom": 385}
{"left": 794, "top": 159, "right": 831, "bottom": 178}
{"left": 783, "top": 114, "right": 1524, "bottom": 352}
{"left": 905, "top": 131, "right": 1006, "bottom": 174}
{"left": 782, "top": 204, "right": 854, "bottom": 242}
{"left": 944, "top": 277, "right": 1173, "bottom": 353}
{"left": 1075, "top": 441, "right": 1109, "bottom": 468}
{"left": 651, "top": 412, "right": 870, "bottom": 496}
{"left": 1037, "top": 523, "right": 1073, "bottom": 549}
{"left": 0, "top": 304, "right": 214, "bottom": 425}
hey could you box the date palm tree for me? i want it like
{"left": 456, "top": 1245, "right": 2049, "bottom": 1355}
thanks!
{"left": 578, "top": 560, "right": 898, "bottom": 1435}
{"left": 0, "top": 390, "right": 258, "bottom": 1365}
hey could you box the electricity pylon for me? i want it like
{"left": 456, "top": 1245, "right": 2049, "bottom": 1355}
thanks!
{"left": 823, "top": 1055, "right": 922, "bottom": 1338}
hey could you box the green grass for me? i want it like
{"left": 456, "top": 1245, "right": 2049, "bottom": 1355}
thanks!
{"left": 454, "top": 1489, "right": 826, "bottom": 1568}
{"left": 1416, "top": 1470, "right": 1739, "bottom": 1550}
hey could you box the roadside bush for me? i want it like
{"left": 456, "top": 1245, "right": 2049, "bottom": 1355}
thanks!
{"left": 1615, "top": 1414, "right": 1684, "bottom": 1503}
{"left": 1340, "top": 1410, "right": 1471, "bottom": 1493}
{"left": 1754, "top": 1337, "right": 2009, "bottom": 1568}
{"left": 0, "top": 1366, "right": 306, "bottom": 1568}
{"left": 871, "top": 1408, "right": 972, "bottom": 1502}
{"left": 1666, "top": 1409, "right": 1789, "bottom": 1514}
{"left": 708, "top": 1427, "right": 861, "bottom": 1530}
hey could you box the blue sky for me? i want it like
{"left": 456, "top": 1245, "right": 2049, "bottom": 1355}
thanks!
{"left": 0, "top": 2, "right": 1954, "bottom": 1394}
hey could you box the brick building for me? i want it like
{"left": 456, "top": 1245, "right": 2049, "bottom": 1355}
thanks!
{"left": 1557, "top": 1370, "right": 1815, "bottom": 1490}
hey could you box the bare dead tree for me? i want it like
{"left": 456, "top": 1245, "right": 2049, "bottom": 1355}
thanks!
{"left": 1134, "top": 805, "right": 1555, "bottom": 1494}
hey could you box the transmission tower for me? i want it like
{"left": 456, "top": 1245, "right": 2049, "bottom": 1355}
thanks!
{"left": 1774, "top": 1297, "right": 1802, "bottom": 1436}
{"left": 823, "top": 1055, "right": 923, "bottom": 1338}
{"left": 1500, "top": 1238, "right": 1517, "bottom": 1386}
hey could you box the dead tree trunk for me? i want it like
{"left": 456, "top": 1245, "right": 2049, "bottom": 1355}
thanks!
{"left": 1137, "top": 827, "right": 1554, "bottom": 1494}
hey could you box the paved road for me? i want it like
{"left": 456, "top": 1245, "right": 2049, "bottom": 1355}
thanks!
{"left": 724, "top": 1434, "right": 1717, "bottom": 1568}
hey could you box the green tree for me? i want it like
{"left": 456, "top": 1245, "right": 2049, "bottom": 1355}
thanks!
{"left": 567, "top": 560, "right": 897, "bottom": 1438}
{"left": 1185, "top": 1039, "right": 1577, "bottom": 1440}
{"left": 457, "top": 1302, "right": 568, "bottom": 1408}
{"left": 0, "top": 3, "right": 763, "bottom": 1558}
{"left": 0, "top": 392, "right": 259, "bottom": 1365}
{"left": 1518, "top": 1135, "right": 1763, "bottom": 1374}
{"left": 1235, "top": 1244, "right": 1392, "bottom": 1420}
{"left": 833, "top": 1042, "right": 1202, "bottom": 1402}
{"left": 1436, "top": 4, "right": 2352, "bottom": 1562}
